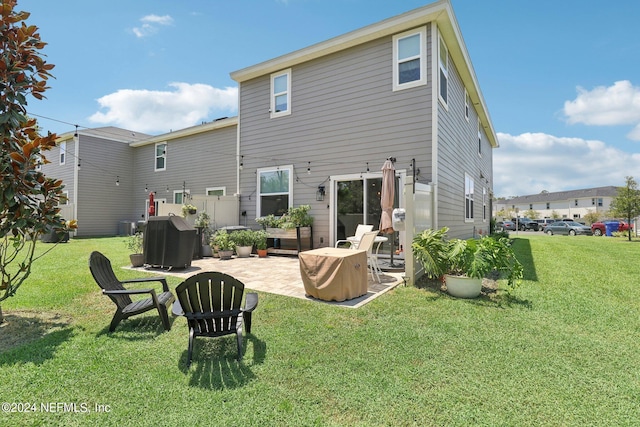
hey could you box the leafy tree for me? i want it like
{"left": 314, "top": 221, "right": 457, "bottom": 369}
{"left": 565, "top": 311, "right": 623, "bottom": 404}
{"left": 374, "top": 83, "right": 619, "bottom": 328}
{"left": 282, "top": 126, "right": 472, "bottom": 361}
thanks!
{"left": 0, "top": 1, "right": 76, "bottom": 322}
{"left": 610, "top": 176, "right": 640, "bottom": 241}
{"left": 583, "top": 210, "right": 601, "bottom": 225}
{"left": 523, "top": 209, "right": 539, "bottom": 220}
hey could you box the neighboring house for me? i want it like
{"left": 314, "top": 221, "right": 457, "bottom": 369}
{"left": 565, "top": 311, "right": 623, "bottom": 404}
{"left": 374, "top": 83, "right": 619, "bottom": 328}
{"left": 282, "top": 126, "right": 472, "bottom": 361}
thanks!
{"left": 494, "top": 186, "right": 619, "bottom": 221}
{"left": 129, "top": 117, "right": 238, "bottom": 222}
{"left": 43, "top": 0, "right": 497, "bottom": 262}
{"left": 230, "top": 0, "right": 496, "bottom": 246}
{"left": 43, "top": 127, "right": 151, "bottom": 237}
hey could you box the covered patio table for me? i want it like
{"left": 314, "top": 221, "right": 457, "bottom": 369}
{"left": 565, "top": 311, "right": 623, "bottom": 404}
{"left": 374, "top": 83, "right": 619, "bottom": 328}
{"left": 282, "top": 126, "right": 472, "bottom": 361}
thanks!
{"left": 299, "top": 248, "right": 368, "bottom": 302}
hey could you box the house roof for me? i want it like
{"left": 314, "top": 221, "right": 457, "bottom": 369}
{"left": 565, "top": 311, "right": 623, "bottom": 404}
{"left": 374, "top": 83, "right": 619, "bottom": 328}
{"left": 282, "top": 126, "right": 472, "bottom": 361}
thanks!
{"left": 229, "top": 0, "right": 497, "bottom": 148}
{"left": 129, "top": 116, "right": 238, "bottom": 147}
{"left": 504, "top": 186, "right": 619, "bottom": 204}
{"left": 56, "top": 126, "right": 151, "bottom": 144}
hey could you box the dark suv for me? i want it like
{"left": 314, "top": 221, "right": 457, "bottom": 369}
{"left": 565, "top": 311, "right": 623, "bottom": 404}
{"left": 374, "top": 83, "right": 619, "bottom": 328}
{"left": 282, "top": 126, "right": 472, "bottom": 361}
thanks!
{"left": 511, "top": 217, "right": 539, "bottom": 231}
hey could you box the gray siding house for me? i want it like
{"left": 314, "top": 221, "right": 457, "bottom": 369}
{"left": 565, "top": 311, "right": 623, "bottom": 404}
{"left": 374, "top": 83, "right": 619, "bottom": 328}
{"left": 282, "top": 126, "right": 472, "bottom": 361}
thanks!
{"left": 43, "top": 127, "right": 151, "bottom": 237}
{"left": 230, "top": 0, "right": 496, "bottom": 245}
{"left": 43, "top": 0, "right": 497, "bottom": 250}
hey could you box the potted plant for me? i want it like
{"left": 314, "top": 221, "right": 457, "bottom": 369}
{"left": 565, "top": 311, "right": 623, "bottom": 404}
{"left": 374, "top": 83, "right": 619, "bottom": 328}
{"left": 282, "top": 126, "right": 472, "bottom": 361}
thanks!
{"left": 256, "top": 205, "right": 314, "bottom": 253}
{"left": 181, "top": 204, "right": 197, "bottom": 217}
{"left": 212, "top": 230, "right": 235, "bottom": 260}
{"left": 412, "top": 227, "right": 523, "bottom": 298}
{"left": 125, "top": 232, "right": 144, "bottom": 267}
{"left": 194, "top": 212, "right": 213, "bottom": 257}
{"left": 231, "top": 229, "right": 255, "bottom": 258}
{"left": 254, "top": 229, "right": 269, "bottom": 257}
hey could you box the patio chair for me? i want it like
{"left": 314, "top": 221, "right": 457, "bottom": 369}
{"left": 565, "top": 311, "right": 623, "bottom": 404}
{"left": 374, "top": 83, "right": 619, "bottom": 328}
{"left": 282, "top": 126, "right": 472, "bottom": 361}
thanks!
{"left": 335, "top": 224, "right": 374, "bottom": 248}
{"left": 89, "top": 251, "right": 175, "bottom": 332}
{"left": 353, "top": 231, "right": 382, "bottom": 283}
{"left": 172, "top": 272, "right": 258, "bottom": 366}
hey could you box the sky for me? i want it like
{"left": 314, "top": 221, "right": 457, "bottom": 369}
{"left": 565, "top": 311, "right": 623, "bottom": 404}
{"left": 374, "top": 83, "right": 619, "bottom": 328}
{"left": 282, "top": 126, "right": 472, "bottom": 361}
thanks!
{"left": 19, "top": 0, "right": 640, "bottom": 198}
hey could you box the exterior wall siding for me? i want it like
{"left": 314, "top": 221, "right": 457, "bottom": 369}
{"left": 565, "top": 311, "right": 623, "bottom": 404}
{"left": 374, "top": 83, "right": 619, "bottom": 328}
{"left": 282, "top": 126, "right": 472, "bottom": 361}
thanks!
{"left": 132, "top": 125, "right": 238, "bottom": 221}
{"left": 435, "top": 28, "right": 493, "bottom": 239}
{"left": 76, "top": 135, "right": 135, "bottom": 236}
{"left": 238, "top": 25, "right": 434, "bottom": 246}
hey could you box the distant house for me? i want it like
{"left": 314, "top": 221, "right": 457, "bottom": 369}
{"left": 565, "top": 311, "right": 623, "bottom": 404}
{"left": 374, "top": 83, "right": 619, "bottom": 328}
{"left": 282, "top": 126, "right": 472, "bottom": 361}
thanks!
{"left": 43, "top": 0, "right": 498, "bottom": 281}
{"left": 494, "top": 186, "right": 619, "bottom": 220}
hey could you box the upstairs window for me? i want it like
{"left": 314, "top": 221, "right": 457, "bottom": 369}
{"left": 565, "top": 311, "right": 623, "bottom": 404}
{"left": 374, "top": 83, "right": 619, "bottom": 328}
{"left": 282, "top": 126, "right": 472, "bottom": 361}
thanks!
{"left": 155, "top": 142, "right": 167, "bottom": 171}
{"left": 438, "top": 35, "right": 448, "bottom": 106}
{"left": 478, "top": 117, "right": 482, "bottom": 155}
{"left": 270, "top": 69, "right": 291, "bottom": 118}
{"left": 392, "top": 27, "right": 426, "bottom": 91}
{"left": 257, "top": 166, "right": 292, "bottom": 217}
{"left": 59, "top": 141, "right": 66, "bottom": 165}
{"left": 464, "top": 89, "right": 470, "bottom": 120}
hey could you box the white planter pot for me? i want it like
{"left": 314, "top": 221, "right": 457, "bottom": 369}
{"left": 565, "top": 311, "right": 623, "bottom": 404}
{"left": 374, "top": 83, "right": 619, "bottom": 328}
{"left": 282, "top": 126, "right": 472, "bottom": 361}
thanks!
{"left": 235, "top": 245, "right": 253, "bottom": 258}
{"left": 218, "top": 250, "right": 234, "bottom": 260}
{"left": 444, "top": 274, "right": 482, "bottom": 298}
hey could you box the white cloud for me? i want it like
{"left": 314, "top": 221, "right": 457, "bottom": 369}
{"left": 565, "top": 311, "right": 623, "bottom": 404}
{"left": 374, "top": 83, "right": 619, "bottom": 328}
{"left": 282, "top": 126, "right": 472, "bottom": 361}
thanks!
{"left": 563, "top": 80, "right": 640, "bottom": 140}
{"left": 133, "top": 14, "right": 174, "bottom": 38}
{"left": 89, "top": 83, "right": 238, "bottom": 134}
{"left": 494, "top": 132, "right": 640, "bottom": 197}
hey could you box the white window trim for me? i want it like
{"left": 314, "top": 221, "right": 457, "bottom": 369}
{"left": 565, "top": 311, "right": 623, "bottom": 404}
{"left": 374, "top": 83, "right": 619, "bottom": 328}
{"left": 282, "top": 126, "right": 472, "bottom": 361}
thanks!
{"left": 477, "top": 117, "right": 482, "bottom": 156}
{"left": 155, "top": 142, "right": 167, "bottom": 171}
{"left": 465, "top": 173, "right": 474, "bottom": 222}
{"left": 59, "top": 141, "right": 66, "bottom": 165}
{"left": 257, "top": 165, "right": 293, "bottom": 217}
{"left": 482, "top": 187, "right": 487, "bottom": 222}
{"left": 464, "top": 89, "right": 470, "bottom": 121}
{"left": 206, "top": 186, "right": 226, "bottom": 196}
{"left": 270, "top": 69, "right": 291, "bottom": 118}
{"left": 438, "top": 35, "right": 449, "bottom": 108}
{"left": 173, "top": 189, "right": 190, "bottom": 205}
{"left": 392, "top": 27, "right": 427, "bottom": 91}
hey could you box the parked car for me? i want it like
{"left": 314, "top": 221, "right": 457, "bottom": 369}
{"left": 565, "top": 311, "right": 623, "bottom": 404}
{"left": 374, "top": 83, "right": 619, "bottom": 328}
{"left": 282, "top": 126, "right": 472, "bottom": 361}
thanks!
{"left": 543, "top": 221, "right": 593, "bottom": 236}
{"left": 591, "top": 220, "right": 633, "bottom": 236}
{"left": 496, "top": 220, "right": 516, "bottom": 231}
{"left": 535, "top": 219, "right": 555, "bottom": 230}
{"left": 511, "top": 217, "right": 539, "bottom": 231}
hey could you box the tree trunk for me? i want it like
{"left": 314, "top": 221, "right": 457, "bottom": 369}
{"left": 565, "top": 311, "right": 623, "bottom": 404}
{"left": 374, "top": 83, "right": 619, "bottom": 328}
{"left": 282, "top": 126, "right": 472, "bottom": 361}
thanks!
{"left": 0, "top": 304, "right": 4, "bottom": 324}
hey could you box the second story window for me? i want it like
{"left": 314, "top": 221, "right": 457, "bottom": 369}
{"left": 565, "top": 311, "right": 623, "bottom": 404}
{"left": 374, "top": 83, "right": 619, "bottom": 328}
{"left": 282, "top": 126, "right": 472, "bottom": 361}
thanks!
{"left": 477, "top": 117, "right": 482, "bottom": 156}
{"left": 438, "top": 35, "right": 448, "bottom": 106}
{"left": 59, "top": 141, "right": 66, "bottom": 165}
{"left": 392, "top": 27, "right": 426, "bottom": 91}
{"left": 464, "top": 89, "right": 470, "bottom": 121}
{"left": 155, "top": 142, "right": 167, "bottom": 171}
{"left": 270, "top": 69, "right": 291, "bottom": 118}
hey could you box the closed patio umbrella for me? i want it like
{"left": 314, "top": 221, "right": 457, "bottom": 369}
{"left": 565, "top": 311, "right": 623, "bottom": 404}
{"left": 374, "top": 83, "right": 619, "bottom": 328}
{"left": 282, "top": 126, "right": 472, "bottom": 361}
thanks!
{"left": 379, "top": 159, "right": 395, "bottom": 234}
{"left": 380, "top": 158, "right": 401, "bottom": 268}
{"left": 148, "top": 192, "right": 155, "bottom": 216}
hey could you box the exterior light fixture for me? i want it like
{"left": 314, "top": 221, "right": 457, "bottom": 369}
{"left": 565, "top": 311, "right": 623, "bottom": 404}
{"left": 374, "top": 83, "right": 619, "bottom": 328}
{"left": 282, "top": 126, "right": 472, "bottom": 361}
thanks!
{"left": 316, "top": 185, "right": 325, "bottom": 201}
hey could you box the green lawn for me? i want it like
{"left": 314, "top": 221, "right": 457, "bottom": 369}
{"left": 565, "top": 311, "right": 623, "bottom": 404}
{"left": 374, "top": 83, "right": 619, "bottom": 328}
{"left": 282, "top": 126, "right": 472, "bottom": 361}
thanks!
{"left": 1, "top": 234, "right": 638, "bottom": 426}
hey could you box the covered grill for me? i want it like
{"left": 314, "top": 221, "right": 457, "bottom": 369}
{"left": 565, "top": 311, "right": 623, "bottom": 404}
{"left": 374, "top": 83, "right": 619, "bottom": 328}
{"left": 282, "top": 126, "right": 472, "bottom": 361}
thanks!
{"left": 144, "top": 215, "right": 196, "bottom": 269}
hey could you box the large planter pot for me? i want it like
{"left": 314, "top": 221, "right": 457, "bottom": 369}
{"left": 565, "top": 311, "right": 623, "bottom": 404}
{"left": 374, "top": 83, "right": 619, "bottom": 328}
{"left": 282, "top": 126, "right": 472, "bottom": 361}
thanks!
{"left": 202, "top": 245, "right": 213, "bottom": 257}
{"left": 444, "top": 274, "right": 482, "bottom": 298}
{"left": 218, "top": 250, "right": 234, "bottom": 260}
{"left": 235, "top": 245, "right": 253, "bottom": 258}
{"left": 129, "top": 253, "right": 144, "bottom": 267}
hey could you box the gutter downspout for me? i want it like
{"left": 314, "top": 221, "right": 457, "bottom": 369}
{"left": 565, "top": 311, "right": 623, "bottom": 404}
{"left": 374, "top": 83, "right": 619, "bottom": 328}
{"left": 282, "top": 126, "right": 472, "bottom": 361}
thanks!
{"left": 431, "top": 22, "right": 439, "bottom": 230}
{"left": 72, "top": 133, "right": 80, "bottom": 236}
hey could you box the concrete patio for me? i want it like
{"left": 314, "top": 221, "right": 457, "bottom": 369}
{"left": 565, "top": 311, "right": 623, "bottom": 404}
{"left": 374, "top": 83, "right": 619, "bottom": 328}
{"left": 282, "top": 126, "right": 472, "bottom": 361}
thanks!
{"left": 128, "top": 253, "right": 405, "bottom": 308}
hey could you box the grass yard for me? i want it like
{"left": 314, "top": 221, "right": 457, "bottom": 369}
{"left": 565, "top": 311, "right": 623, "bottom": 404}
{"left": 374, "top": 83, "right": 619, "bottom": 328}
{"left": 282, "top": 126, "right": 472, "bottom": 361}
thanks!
{"left": 0, "top": 234, "right": 639, "bottom": 426}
